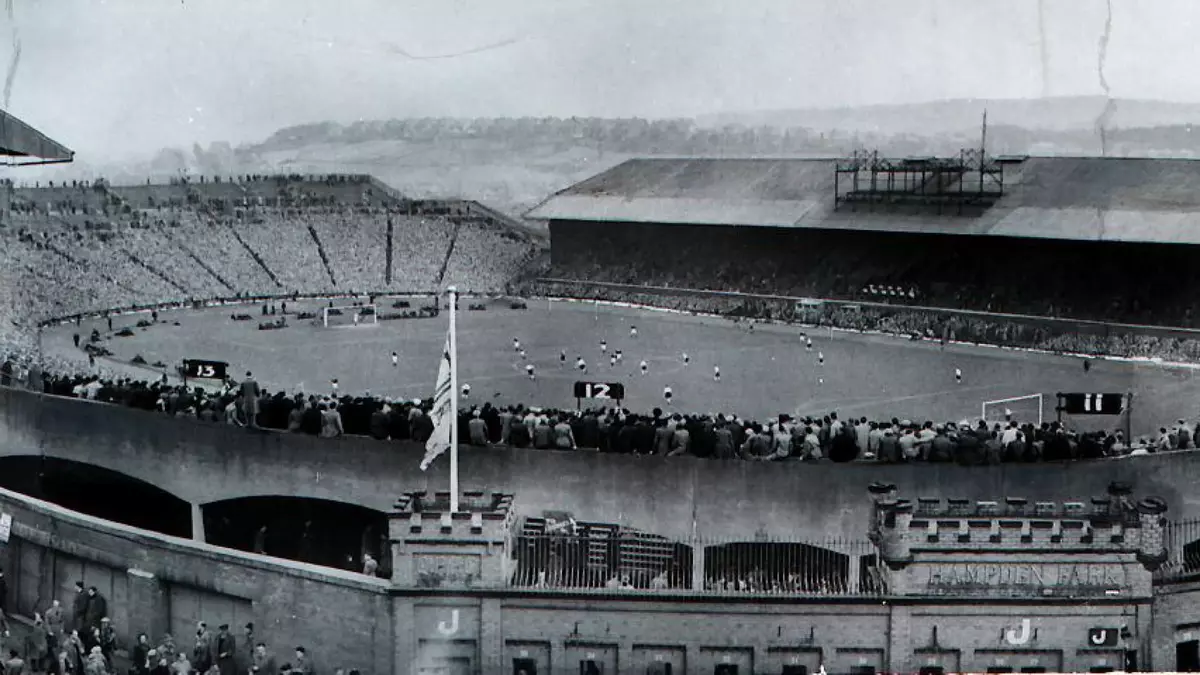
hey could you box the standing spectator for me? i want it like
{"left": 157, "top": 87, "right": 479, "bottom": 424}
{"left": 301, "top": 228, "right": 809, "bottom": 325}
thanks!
{"left": 65, "top": 631, "right": 86, "bottom": 674}
{"left": 214, "top": 625, "right": 236, "bottom": 675}
{"left": 132, "top": 634, "right": 153, "bottom": 675}
{"left": 193, "top": 622, "right": 213, "bottom": 674}
{"left": 83, "top": 587, "right": 106, "bottom": 637}
{"left": 26, "top": 614, "right": 50, "bottom": 673}
{"left": 0, "top": 569, "right": 6, "bottom": 614}
{"left": 98, "top": 618, "right": 116, "bottom": 668}
{"left": 467, "top": 410, "right": 489, "bottom": 446}
{"left": 249, "top": 643, "right": 277, "bottom": 675}
{"left": 240, "top": 373, "right": 261, "bottom": 429}
{"left": 240, "top": 625, "right": 256, "bottom": 672}
{"left": 45, "top": 599, "right": 65, "bottom": 650}
{"left": 318, "top": 402, "right": 344, "bottom": 438}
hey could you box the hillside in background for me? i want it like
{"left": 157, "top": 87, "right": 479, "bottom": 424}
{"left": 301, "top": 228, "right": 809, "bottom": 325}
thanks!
{"left": 699, "top": 96, "right": 1200, "bottom": 136}
{"left": 25, "top": 96, "right": 1200, "bottom": 219}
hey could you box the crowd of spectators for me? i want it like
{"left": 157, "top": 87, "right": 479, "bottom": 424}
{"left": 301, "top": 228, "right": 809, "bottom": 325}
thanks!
{"left": 3, "top": 346, "right": 1189, "bottom": 466}
{"left": 0, "top": 578, "right": 331, "bottom": 675}
{"left": 0, "top": 175, "right": 541, "bottom": 356}
{"left": 527, "top": 278, "right": 1200, "bottom": 366}
{"left": 547, "top": 221, "right": 1200, "bottom": 328}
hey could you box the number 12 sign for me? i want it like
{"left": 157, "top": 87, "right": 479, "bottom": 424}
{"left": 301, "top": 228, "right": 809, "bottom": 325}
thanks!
{"left": 573, "top": 381, "right": 625, "bottom": 401}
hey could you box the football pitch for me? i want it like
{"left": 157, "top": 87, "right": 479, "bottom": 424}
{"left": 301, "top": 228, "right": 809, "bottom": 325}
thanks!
{"left": 40, "top": 298, "right": 1200, "bottom": 437}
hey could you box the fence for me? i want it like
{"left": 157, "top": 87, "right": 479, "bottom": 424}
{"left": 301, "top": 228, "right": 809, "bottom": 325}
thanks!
{"left": 1156, "top": 519, "right": 1200, "bottom": 582}
{"left": 507, "top": 533, "right": 884, "bottom": 597}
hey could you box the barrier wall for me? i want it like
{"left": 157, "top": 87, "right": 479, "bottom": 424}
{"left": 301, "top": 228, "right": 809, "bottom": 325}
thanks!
{"left": 0, "top": 483, "right": 392, "bottom": 674}
{"left": 3, "top": 386, "right": 1197, "bottom": 542}
{"left": 0, "top": 474, "right": 1179, "bottom": 674}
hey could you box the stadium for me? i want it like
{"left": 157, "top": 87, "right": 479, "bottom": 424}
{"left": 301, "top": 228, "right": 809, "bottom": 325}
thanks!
{"left": 7, "top": 109, "right": 1200, "bottom": 675}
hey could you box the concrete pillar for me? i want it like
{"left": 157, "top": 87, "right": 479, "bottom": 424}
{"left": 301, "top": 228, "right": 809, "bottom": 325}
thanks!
{"left": 124, "top": 568, "right": 168, "bottom": 647}
{"left": 393, "top": 597, "right": 415, "bottom": 675}
{"left": 480, "top": 599, "right": 503, "bottom": 675}
{"left": 692, "top": 543, "right": 706, "bottom": 591}
{"left": 887, "top": 604, "right": 914, "bottom": 674}
{"left": 190, "top": 503, "right": 206, "bottom": 542}
{"left": 847, "top": 551, "right": 862, "bottom": 594}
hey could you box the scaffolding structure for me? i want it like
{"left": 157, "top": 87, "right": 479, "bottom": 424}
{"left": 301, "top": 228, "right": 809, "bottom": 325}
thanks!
{"left": 833, "top": 148, "right": 1007, "bottom": 216}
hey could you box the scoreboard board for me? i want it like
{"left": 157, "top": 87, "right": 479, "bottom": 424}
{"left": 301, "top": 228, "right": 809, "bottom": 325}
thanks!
{"left": 182, "top": 359, "right": 228, "bottom": 381}
{"left": 1057, "top": 392, "right": 1126, "bottom": 416}
{"left": 573, "top": 381, "right": 625, "bottom": 401}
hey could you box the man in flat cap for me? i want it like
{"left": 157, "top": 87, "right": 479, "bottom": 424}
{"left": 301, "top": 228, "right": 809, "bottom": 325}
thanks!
{"left": 215, "top": 624, "right": 237, "bottom": 675}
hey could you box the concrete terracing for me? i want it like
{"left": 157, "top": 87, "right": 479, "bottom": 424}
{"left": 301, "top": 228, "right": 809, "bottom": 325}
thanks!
{"left": 3, "top": 386, "right": 1200, "bottom": 543}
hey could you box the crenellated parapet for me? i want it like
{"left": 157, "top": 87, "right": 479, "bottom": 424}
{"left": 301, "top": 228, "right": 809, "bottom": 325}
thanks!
{"left": 868, "top": 482, "right": 1169, "bottom": 573}
{"left": 388, "top": 491, "right": 517, "bottom": 590}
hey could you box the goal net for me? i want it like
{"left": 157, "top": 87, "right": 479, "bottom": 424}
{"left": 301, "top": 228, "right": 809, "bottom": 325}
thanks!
{"left": 981, "top": 393, "right": 1043, "bottom": 427}
{"left": 321, "top": 304, "right": 378, "bottom": 328}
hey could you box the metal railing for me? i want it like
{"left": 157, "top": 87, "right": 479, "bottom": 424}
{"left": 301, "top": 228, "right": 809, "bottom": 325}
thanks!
{"left": 508, "top": 534, "right": 884, "bottom": 597}
{"left": 1155, "top": 519, "right": 1200, "bottom": 582}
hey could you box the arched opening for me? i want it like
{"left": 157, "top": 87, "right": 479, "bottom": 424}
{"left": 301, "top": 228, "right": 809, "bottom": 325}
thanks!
{"left": 0, "top": 456, "right": 192, "bottom": 538}
{"left": 704, "top": 542, "right": 850, "bottom": 593}
{"left": 201, "top": 496, "right": 390, "bottom": 576}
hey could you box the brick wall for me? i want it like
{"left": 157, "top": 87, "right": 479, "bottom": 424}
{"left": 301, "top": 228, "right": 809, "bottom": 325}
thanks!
{"left": 0, "top": 485, "right": 393, "bottom": 675}
{"left": 0, "top": 473, "right": 1191, "bottom": 674}
{"left": 395, "top": 593, "right": 1153, "bottom": 674}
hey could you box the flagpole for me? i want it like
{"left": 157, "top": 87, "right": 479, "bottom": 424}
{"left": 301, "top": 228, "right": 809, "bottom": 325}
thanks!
{"left": 448, "top": 285, "right": 459, "bottom": 514}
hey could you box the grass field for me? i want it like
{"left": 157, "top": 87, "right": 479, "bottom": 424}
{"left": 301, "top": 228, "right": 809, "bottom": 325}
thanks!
{"left": 40, "top": 298, "right": 1200, "bottom": 438}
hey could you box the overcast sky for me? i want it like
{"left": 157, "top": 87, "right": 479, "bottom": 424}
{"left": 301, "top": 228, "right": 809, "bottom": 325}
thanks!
{"left": 4, "top": 0, "right": 1196, "bottom": 159}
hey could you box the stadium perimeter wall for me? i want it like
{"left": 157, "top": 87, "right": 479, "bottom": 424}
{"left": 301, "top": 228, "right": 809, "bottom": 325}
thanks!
{"left": 0, "top": 484, "right": 392, "bottom": 674}
{"left": 3, "top": 477, "right": 1189, "bottom": 674}
{"left": 0, "top": 386, "right": 1194, "bottom": 543}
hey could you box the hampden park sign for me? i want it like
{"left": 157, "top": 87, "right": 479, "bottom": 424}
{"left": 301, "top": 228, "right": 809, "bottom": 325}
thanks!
{"left": 921, "top": 561, "right": 1129, "bottom": 595}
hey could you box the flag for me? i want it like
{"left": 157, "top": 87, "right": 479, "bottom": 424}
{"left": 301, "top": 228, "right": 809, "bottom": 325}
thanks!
{"left": 420, "top": 332, "right": 454, "bottom": 471}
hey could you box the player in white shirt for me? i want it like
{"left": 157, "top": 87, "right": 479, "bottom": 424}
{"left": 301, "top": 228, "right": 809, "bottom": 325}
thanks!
{"left": 640, "top": 360, "right": 648, "bottom": 375}
{"left": 630, "top": 325, "right": 638, "bottom": 338}
{"left": 513, "top": 338, "right": 521, "bottom": 352}
{"left": 525, "top": 364, "right": 535, "bottom": 380}
{"left": 806, "top": 338, "right": 813, "bottom": 351}
{"left": 576, "top": 357, "right": 587, "bottom": 373}
{"left": 461, "top": 383, "right": 471, "bottom": 398}
{"left": 353, "top": 312, "right": 360, "bottom": 326}
{"left": 615, "top": 349, "right": 623, "bottom": 362}
{"left": 955, "top": 367, "right": 962, "bottom": 384}
{"left": 713, "top": 365, "right": 721, "bottom": 381}
{"left": 331, "top": 378, "right": 339, "bottom": 396}
{"left": 600, "top": 339, "right": 607, "bottom": 353}
{"left": 519, "top": 349, "right": 527, "bottom": 360}
{"left": 391, "top": 351, "right": 398, "bottom": 367}
{"left": 682, "top": 352, "right": 690, "bottom": 365}
{"left": 609, "top": 355, "right": 617, "bottom": 367}
{"left": 663, "top": 385, "right": 673, "bottom": 403}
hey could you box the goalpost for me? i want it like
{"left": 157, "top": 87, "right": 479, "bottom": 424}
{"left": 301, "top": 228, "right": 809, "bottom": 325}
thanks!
{"left": 981, "top": 393, "right": 1044, "bottom": 427}
{"left": 321, "top": 303, "right": 378, "bottom": 328}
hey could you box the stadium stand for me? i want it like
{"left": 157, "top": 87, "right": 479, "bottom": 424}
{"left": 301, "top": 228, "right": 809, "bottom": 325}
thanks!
{"left": 3, "top": 163, "right": 1199, "bottom": 482}
{"left": 529, "top": 155, "right": 1200, "bottom": 328}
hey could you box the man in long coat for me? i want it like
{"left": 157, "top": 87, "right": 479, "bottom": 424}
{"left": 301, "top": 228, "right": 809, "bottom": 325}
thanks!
{"left": 215, "top": 624, "right": 237, "bottom": 675}
{"left": 241, "top": 372, "right": 261, "bottom": 428}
